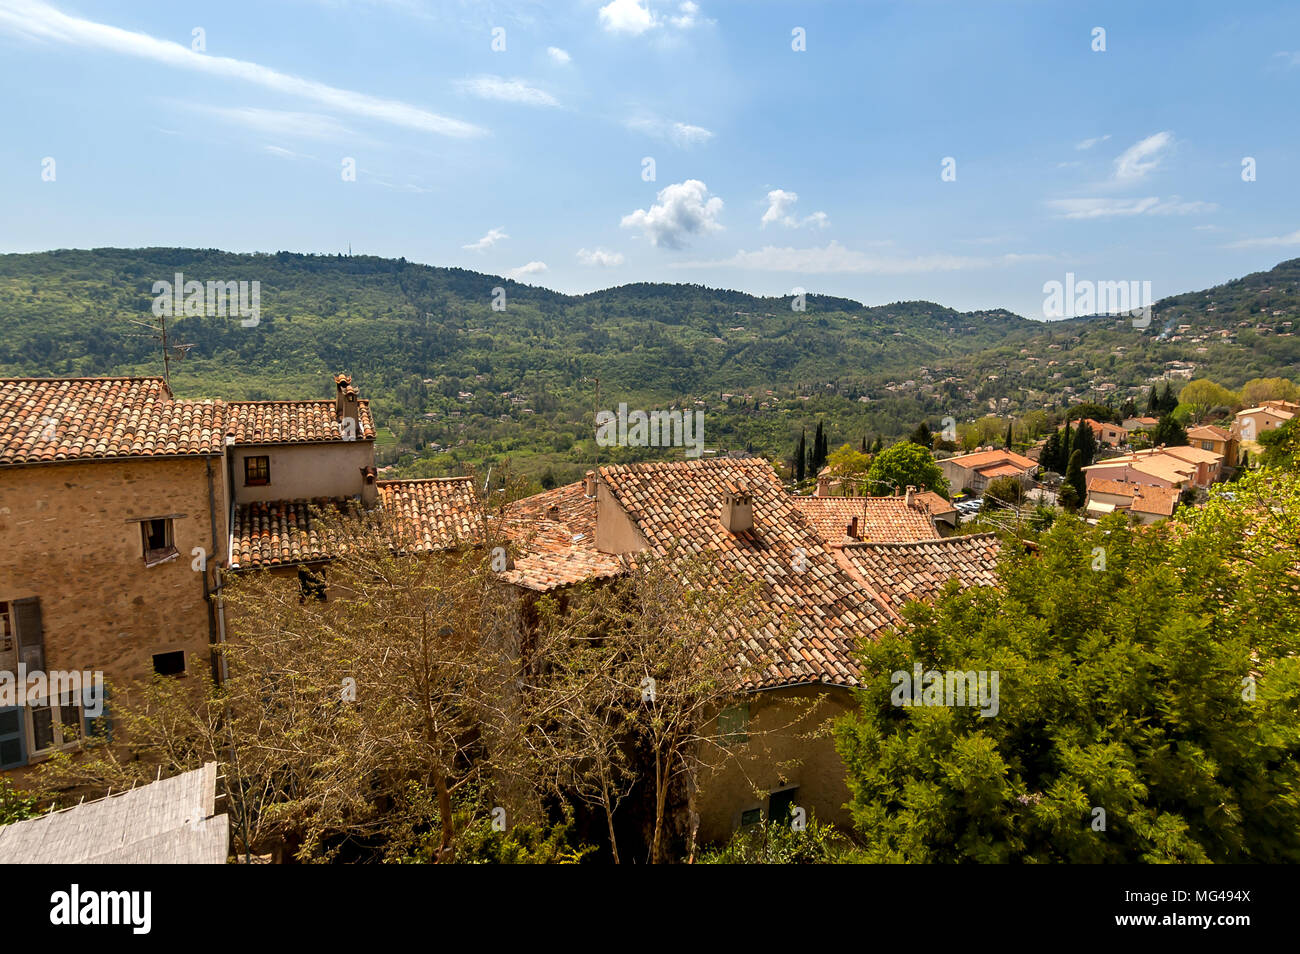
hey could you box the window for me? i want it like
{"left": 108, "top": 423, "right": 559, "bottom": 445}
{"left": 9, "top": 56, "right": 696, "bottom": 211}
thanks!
{"left": 152, "top": 650, "right": 186, "bottom": 677}
{"left": 1201, "top": 440, "right": 1214, "bottom": 451}
{"left": 141, "top": 518, "right": 177, "bottom": 565}
{"left": 768, "top": 787, "right": 799, "bottom": 825}
{"left": 0, "top": 601, "right": 14, "bottom": 675}
{"left": 718, "top": 704, "right": 749, "bottom": 746}
{"left": 298, "top": 566, "right": 328, "bottom": 603}
{"left": 19, "top": 692, "right": 82, "bottom": 762}
{"left": 2, "top": 597, "right": 44, "bottom": 673}
{"left": 244, "top": 455, "right": 270, "bottom": 486}
{"left": 739, "top": 808, "right": 762, "bottom": 828}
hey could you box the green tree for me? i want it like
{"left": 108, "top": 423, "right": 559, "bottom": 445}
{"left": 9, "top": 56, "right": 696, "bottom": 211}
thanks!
{"left": 909, "top": 421, "right": 933, "bottom": 449}
{"left": 1004, "top": 420, "right": 1014, "bottom": 449}
{"left": 866, "top": 442, "right": 949, "bottom": 497}
{"left": 1175, "top": 379, "right": 1239, "bottom": 424}
{"left": 1152, "top": 415, "right": 1188, "bottom": 447}
{"left": 1241, "top": 377, "right": 1299, "bottom": 407}
{"left": 1062, "top": 449, "right": 1085, "bottom": 508}
{"left": 0, "top": 777, "right": 41, "bottom": 826}
{"left": 836, "top": 471, "right": 1300, "bottom": 862}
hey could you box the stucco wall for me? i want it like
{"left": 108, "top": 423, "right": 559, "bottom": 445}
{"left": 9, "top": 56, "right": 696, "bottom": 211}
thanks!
{"left": 228, "top": 441, "right": 375, "bottom": 505}
{"left": 694, "top": 685, "right": 856, "bottom": 845}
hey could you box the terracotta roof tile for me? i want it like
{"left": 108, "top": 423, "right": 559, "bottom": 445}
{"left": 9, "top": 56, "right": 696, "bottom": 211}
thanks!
{"left": 502, "top": 482, "right": 624, "bottom": 591}
{"left": 229, "top": 498, "right": 351, "bottom": 569}
{"left": 834, "top": 533, "right": 1002, "bottom": 614}
{"left": 595, "top": 457, "right": 900, "bottom": 689}
{"left": 225, "top": 400, "right": 376, "bottom": 444}
{"left": 0, "top": 377, "right": 225, "bottom": 466}
{"left": 376, "top": 477, "right": 482, "bottom": 553}
{"left": 795, "top": 495, "right": 939, "bottom": 546}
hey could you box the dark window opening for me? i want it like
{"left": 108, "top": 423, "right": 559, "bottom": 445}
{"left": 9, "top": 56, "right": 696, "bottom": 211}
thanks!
{"left": 153, "top": 650, "right": 186, "bottom": 677}
{"left": 768, "top": 787, "right": 799, "bottom": 825}
{"left": 298, "top": 567, "right": 328, "bottom": 603}
{"left": 245, "top": 455, "right": 270, "bottom": 486}
{"left": 740, "top": 808, "right": 762, "bottom": 828}
{"left": 141, "top": 518, "right": 176, "bottom": 563}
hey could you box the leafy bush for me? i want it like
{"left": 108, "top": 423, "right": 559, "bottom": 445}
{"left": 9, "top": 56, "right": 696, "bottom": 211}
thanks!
{"left": 699, "top": 816, "right": 863, "bottom": 864}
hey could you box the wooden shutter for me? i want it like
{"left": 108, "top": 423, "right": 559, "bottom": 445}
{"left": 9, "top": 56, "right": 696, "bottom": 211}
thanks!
{"left": 13, "top": 597, "right": 44, "bottom": 672}
{"left": 0, "top": 706, "right": 26, "bottom": 770}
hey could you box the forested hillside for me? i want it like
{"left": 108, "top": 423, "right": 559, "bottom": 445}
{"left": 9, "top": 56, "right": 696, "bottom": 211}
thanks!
{"left": 2, "top": 248, "right": 1297, "bottom": 484}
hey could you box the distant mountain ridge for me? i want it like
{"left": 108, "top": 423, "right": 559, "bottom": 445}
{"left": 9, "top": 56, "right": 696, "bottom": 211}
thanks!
{"left": 1, "top": 248, "right": 1296, "bottom": 480}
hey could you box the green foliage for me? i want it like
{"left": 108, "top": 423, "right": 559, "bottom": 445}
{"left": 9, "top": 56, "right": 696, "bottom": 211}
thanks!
{"left": 1062, "top": 449, "right": 1085, "bottom": 508}
{"left": 1175, "top": 378, "right": 1240, "bottom": 424}
{"left": 983, "top": 476, "right": 1025, "bottom": 508}
{"left": 1152, "top": 414, "right": 1189, "bottom": 447}
{"left": 0, "top": 777, "right": 41, "bottom": 826}
{"left": 1259, "top": 416, "right": 1300, "bottom": 471}
{"left": 867, "top": 441, "right": 948, "bottom": 497}
{"left": 699, "top": 816, "right": 863, "bottom": 864}
{"left": 836, "top": 471, "right": 1300, "bottom": 862}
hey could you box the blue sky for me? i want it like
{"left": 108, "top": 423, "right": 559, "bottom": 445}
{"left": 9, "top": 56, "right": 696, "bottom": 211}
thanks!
{"left": 2, "top": 0, "right": 1299, "bottom": 318}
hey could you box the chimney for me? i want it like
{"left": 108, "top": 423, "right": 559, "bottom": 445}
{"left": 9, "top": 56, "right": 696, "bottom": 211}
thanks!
{"left": 334, "top": 373, "right": 352, "bottom": 416}
{"left": 816, "top": 473, "right": 830, "bottom": 497}
{"left": 905, "top": 485, "right": 916, "bottom": 508}
{"left": 720, "top": 482, "right": 753, "bottom": 535}
{"left": 584, "top": 470, "right": 597, "bottom": 497}
{"left": 359, "top": 465, "right": 378, "bottom": 506}
{"left": 546, "top": 504, "right": 561, "bottom": 520}
{"left": 846, "top": 516, "right": 859, "bottom": 540}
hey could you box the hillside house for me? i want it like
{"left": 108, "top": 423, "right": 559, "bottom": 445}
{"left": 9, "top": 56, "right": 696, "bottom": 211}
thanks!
{"left": 937, "top": 449, "right": 1037, "bottom": 494}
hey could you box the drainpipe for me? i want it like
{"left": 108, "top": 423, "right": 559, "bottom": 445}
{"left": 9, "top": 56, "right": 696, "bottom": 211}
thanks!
{"left": 205, "top": 456, "right": 221, "bottom": 683}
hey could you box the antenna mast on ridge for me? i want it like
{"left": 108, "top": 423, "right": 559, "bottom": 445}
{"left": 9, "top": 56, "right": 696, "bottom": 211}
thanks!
{"left": 125, "top": 313, "right": 194, "bottom": 390}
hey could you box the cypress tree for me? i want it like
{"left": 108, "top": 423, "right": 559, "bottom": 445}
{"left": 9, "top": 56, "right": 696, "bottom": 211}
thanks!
{"left": 1005, "top": 420, "right": 1014, "bottom": 449}
{"left": 794, "top": 429, "right": 806, "bottom": 483}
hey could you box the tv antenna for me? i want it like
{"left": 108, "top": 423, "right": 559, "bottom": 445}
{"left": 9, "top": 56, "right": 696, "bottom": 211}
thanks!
{"left": 125, "top": 313, "right": 195, "bottom": 389}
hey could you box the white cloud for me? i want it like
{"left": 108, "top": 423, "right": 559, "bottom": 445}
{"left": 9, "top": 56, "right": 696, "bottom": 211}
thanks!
{"left": 624, "top": 116, "right": 713, "bottom": 147}
{"left": 761, "top": 189, "right": 828, "bottom": 229}
{"left": 620, "top": 179, "right": 723, "bottom": 249}
{"left": 546, "top": 46, "right": 571, "bottom": 64}
{"left": 670, "top": 1, "right": 702, "bottom": 28}
{"left": 599, "top": 0, "right": 655, "bottom": 35}
{"left": 509, "top": 261, "right": 549, "bottom": 279}
{"left": 1113, "top": 131, "right": 1174, "bottom": 182}
{"left": 1225, "top": 229, "right": 1300, "bottom": 249}
{"left": 0, "top": 0, "right": 484, "bottom": 137}
{"left": 263, "top": 145, "right": 309, "bottom": 160}
{"left": 1047, "top": 196, "right": 1216, "bottom": 219}
{"left": 464, "top": 227, "right": 509, "bottom": 251}
{"left": 1273, "top": 51, "right": 1300, "bottom": 68}
{"left": 456, "top": 75, "right": 558, "bottom": 107}
{"left": 1075, "top": 134, "right": 1110, "bottom": 150}
{"left": 673, "top": 241, "right": 1052, "bottom": 274}
{"left": 599, "top": 0, "right": 707, "bottom": 36}
{"left": 577, "top": 248, "right": 625, "bottom": 266}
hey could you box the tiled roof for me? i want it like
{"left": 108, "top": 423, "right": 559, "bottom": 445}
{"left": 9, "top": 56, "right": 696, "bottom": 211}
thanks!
{"left": 225, "top": 400, "right": 376, "bottom": 444}
{"left": 912, "top": 490, "right": 957, "bottom": 516}
{"left": 377, "top": 477, "right": 483, "bottom": 553}
{"left": 833, "top": 534, "right": 1002, "bottom": 614}
{"left": 976, "top": 463, "right": 1027, "bottom": 479}
{"left": 795, "top": 495, "right": 939, "bottom": 546}
{"left": 228, "top": 479, "right": 484, "bottom": 569}
{"left": 1187, "top": 424, "right": 1231, "bottom": 441}
{"left": 502, "top": 481, "right": 625, "bottom": 591}
{"left": 1129, "top": 485, "right": 1179, "bottom": 517}
{"left": 596, "top": 457, "right": 899, "bottom": 689}
{"left": 0, "top": 377, "right": 225, "bottom": 466}
{"left": 943, "top": 449, "right": 1037, "bottom": 471}
{"left": 229, "top": 498, "right": 352, "bottom": 569}
{"left": 1087, "top": 477, "right": 1143, "bottom": 497}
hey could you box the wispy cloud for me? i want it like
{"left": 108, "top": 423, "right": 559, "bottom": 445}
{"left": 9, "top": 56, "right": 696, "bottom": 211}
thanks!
{"left": 673, "top": 241, "right": 1053, "bottom": 274}
{"left": 624, "top": 115, "right": 713, "bottom": 147}
{"left": 1225, "top": 229, "right": 1300, "bottom": 249}
{"left": 577, "top": 247, "right": 625, "bottom": 266}
{"left": 191, "top": 105, "right": 355, "bottom": 141}
{"left": 621, "top": 179, "right": 723, "bottom": 249}
{"left": 1075, "top": 134, "right": 1110, "bottom": 150}
{"left": 464, "top": 227, "right": 509, "bottom": 251}
{"left": 1273, "top": 51, "right": 1300, "bottom": 68}
{"left": 456, "top": 75, "right": 558, "bottom": 107}
{"left": 1046, "top": 196, "right": 1215, "bottom": 219}
{"left": 263, "top": 144, "right": 311, "bottom": 160}
{"left": 547, "top": 46, "right": 571, "bottom": 65}
{"left": 0, "top": 0, "right": 484, "bottom": 137}
{"left": 1112, "top": 131, "right": 1173, "bottom": 183}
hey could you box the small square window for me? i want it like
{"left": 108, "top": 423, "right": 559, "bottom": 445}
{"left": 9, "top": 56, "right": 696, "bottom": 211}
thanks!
{"left": 153, "top": 650, "right": 186, "bottom": 677}
{"left": 141, "top": 518, "right": 176, "bottom": 564}
{"left": 718, "top": 704, "right": 749, "bottom": 746}
{"left": 740, "top": 808, "right": 762, "bottom": 828}
{"left": 245, "top": 455, "right": 270, "bottom": 486}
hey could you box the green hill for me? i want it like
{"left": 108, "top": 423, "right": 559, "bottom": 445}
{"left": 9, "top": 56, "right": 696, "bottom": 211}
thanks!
{"left": 1, "top": 247, "right": 1297, "bottom": 483}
